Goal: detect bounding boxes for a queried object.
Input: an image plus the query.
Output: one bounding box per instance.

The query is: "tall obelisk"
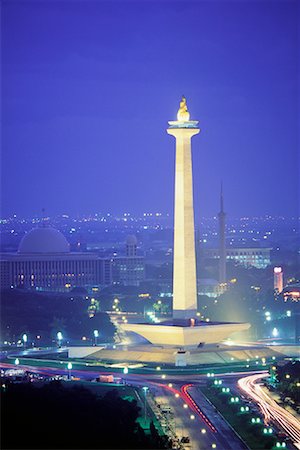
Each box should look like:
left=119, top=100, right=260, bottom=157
left=167, top=97, right=200, bottom=319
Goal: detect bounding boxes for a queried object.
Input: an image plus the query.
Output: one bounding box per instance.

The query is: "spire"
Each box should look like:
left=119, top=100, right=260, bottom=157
left=220, top=181, right=224, bottom=213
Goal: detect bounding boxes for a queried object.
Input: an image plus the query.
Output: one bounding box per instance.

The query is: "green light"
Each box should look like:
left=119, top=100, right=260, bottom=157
left=276, top=444, right=281, bottom=448
left=263, top=429, right=267, bottom=434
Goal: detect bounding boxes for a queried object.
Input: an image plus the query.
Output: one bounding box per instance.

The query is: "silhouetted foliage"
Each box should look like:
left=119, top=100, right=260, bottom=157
left=0, top=289, right=115, bottom=344
left=1, top=381, right=168, bottom=449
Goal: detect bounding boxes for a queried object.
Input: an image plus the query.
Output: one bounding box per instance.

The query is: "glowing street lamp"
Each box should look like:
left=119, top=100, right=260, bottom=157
left=57, top=331, right=63, bottom=347
left=15, top=358, right=20, bottom=366
left=142, top=386, right=148, bottom=424
left=22, top=333, right=28, bottom=349
left=123, top=367, right=128, bottom=375
left=93, top=329, right=99, bottom=346
left=272, top=328, right=279, bottom=337
left=67, top=362, right=72, bottom=380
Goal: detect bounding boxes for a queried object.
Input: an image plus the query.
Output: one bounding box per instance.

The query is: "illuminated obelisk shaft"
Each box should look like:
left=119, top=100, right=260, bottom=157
left=167, top=97, right=200, bottom=319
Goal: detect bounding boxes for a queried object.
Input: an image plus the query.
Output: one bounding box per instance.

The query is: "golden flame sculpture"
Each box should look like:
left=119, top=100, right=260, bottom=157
left=177, top=96, right=190, bottom=121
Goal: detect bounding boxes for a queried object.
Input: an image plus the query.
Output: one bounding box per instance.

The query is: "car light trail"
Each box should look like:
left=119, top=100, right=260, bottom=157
left=237, top=373, right=300, bottom=448
left=181, top=384, right=217, bottom=432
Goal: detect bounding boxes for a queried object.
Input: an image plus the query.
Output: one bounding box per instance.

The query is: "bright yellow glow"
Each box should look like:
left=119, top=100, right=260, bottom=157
left=201, top=429, right=207, bottom=434
left=168, top=383, right=173, bottom=388
left=190, top=414, right=195, bottom=420
left=177, top=96, right=190, bottom=121
left=175, top=393, right=180, bottom=398
left=183, top=404, right=188, bottom=409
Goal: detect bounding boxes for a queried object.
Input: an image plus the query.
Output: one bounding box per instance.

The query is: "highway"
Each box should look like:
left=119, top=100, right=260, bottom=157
left=237, top=373, right=300, bottom=449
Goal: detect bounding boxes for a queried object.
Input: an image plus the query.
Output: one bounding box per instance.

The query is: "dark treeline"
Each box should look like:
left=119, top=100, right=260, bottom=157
left=0, top=289, right=115, bottom=344
left=1, top=381, right=169, bottom=449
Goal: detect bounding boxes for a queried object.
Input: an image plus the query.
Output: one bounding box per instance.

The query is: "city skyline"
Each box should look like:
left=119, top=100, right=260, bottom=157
left=2, top=0, right=299, bottom=218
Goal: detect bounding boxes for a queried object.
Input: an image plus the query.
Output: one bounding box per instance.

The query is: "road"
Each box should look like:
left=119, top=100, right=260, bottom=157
left=237, top=373, right=300, bottom=449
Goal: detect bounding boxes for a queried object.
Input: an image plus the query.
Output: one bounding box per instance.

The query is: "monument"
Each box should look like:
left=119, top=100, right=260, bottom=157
left=121, top=97, right=250, bottom=352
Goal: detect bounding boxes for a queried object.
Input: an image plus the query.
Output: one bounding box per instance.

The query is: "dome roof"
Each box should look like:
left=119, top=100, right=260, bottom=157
left=18, top=227, right=70, bottom=254
left=126, top=235, right=138, bottom=245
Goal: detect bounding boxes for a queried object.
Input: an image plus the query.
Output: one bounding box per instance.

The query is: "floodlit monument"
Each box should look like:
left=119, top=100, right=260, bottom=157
left=68, top=99, right=299, bottom=365
left=121, top=97, right=250, bottom=354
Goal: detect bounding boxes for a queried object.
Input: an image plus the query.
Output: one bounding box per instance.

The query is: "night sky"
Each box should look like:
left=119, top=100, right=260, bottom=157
left=2, top=0, right=299, bottom=219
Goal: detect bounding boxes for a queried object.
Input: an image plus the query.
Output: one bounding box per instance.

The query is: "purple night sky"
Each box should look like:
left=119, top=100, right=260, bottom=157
left=2, top=0, right=299, bottom=219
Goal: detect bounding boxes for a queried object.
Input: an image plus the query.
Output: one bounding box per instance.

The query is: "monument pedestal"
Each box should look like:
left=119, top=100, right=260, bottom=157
left=175, top=350, right=189, bottom=367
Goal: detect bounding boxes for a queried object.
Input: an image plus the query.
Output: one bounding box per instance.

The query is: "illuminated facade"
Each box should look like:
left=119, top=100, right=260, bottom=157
left=205, top=247, right=271, bottom=269
left=274, top=266, right=283, bottom=293
left=112, top=235, right=145, bottom=286
left=0, top=227, right=112, bottom=291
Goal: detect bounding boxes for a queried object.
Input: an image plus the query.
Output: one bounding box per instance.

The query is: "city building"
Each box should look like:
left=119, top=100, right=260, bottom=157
left=274, top=266, right=283, bottom=293
left=204, top=247, right=271, bottom=269
left=112, top=235, right=145, bottom=286
left=0, top=226, right=112, bottom=291
left=198, top=278, right=223, bottom=298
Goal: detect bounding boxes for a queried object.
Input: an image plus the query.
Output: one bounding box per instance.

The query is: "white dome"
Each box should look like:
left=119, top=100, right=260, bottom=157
left=18, top=227, right=70, bottom=254
left=126, top=235, right=138, bottom=245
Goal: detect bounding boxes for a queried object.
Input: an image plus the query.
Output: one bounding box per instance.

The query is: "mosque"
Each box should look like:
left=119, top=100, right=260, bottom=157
left=0, top=226, right=111, bottom=291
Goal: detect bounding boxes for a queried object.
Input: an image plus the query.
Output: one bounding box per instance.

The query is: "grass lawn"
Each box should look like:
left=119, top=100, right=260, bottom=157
left=200, top=386, right=276, bottom=450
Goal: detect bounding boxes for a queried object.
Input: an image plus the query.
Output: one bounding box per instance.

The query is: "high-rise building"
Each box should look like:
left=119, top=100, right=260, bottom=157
left=274, top=266, right=283, bottom=293
left=112, top=235, right=145, bottom=286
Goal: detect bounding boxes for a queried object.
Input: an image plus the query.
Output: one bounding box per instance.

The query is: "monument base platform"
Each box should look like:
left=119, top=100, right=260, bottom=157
left=121, top=318, right=251, bottom=347
left=68, top=343, right=299, bottom=366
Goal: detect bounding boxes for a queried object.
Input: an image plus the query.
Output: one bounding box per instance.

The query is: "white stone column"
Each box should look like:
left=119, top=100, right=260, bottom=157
left=167, top=126, right=200, bottom=318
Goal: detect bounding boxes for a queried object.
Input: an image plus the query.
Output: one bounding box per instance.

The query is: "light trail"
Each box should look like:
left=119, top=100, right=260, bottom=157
left=237, top=372, right=300, bottom=448
left=181, top=383, right=217, bottom=432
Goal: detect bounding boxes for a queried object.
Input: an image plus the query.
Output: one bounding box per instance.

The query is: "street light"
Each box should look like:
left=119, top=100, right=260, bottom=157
left=142, top=386, right=148, bottom=425
left=15, top=358, right=20, bottom=366
left=123, top=367, right=128, bottom=375
left=93, top=329, right=99, bottom=346
left=67, top=362, right=72, bottom=380
left=22, top=333, right=28, bottom=349
left=57, top=331, right=63, bottom=347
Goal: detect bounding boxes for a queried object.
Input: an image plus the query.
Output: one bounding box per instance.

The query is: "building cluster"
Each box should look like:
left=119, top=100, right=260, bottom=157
left=0, top=227, right=145, bottom=291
